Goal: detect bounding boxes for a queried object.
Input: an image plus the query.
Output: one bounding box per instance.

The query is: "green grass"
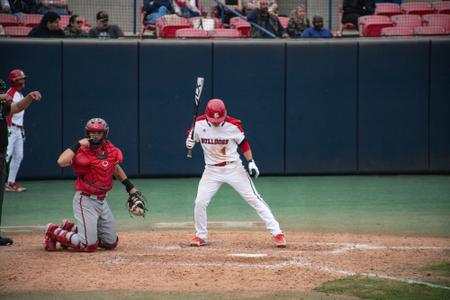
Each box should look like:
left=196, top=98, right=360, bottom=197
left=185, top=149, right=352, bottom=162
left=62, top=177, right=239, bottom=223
left=421, top=262, right=450, bottom=286
left=0, top=290, right=359, bottom=300
left=316, top=276, right=450, bottom=300
left=2, top=175, right=450, bottom=236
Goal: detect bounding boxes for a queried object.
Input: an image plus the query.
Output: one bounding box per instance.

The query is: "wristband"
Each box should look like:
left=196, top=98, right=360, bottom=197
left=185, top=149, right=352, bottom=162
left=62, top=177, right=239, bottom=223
left=121, top=178, right=135, bottom=193
left=69, top=142, right=81, bottom=153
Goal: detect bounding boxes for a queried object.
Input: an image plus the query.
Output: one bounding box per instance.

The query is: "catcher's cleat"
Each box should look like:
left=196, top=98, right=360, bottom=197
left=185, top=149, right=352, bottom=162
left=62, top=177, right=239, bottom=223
left=190, top=236, right=207, bottom=247
left=44, top=223, right=59, bottom=251
left=274, top=233, right=287, bottom=248
left=6, top=182, right=27, bottom=192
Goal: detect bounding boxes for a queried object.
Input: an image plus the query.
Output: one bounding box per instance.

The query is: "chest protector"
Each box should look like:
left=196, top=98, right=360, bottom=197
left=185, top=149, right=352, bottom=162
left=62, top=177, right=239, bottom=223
left=72, top=141, right=123, bottom=196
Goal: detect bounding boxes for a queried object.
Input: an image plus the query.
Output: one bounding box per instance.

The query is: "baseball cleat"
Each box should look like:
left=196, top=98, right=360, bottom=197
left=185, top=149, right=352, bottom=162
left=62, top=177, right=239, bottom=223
left=44, top=223, right=59, bottom=251
left=274, top=233, right=287, bottom=248
left=5, top=182, right=27, bottom=192
left=190, top=236, right=207, bottom=247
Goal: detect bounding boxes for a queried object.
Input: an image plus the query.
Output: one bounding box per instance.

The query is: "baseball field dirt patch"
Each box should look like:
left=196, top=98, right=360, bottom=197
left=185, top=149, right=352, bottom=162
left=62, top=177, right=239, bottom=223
left=1, top=231, right=449, bottom=299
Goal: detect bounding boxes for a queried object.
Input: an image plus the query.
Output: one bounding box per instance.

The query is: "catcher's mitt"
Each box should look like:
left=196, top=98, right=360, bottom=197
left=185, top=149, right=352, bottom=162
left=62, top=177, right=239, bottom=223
left=0, top=79, right=7, bottom=94
left=127, top=191, right=148, bottom=217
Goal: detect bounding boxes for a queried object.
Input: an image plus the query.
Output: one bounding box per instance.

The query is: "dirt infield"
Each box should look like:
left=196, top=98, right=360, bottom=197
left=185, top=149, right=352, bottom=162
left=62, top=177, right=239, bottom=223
left=1, top=231, right=449, bottom=295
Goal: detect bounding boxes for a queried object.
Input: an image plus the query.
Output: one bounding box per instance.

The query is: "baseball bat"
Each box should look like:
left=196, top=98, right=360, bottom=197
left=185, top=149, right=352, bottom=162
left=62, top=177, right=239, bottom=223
left=187, top=77, right=205, bottom=158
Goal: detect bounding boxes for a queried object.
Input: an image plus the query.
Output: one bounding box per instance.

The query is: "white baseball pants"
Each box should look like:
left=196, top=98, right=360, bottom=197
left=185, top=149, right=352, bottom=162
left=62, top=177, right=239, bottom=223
left=194, top=162, right=282, bottom=241
left=6, top=126, right=24, bottom=183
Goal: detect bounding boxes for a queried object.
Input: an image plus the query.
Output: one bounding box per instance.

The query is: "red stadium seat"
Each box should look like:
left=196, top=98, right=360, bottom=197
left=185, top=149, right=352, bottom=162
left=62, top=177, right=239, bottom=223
left=18, top=14, right=42, bottom=27
left=156, top=15, right=191, bottom=38
left=381, top=26, right=414, bottom=36
left=176, top=28, right=209, bottom=38
left=414, top=25, right=447, bottom=35
left=4, top=26, right=32, bottom=36
left=391, top=14, right=422, bottom=28
left=375, top=3, right=401, bottom=17
left=208, top=28, right=241, bottom=38
left=401, top=2, right=434, bottom=16
left=433, top=1, right=450, bottom=14
left=423, top=14, right=450, bottom=32
left=278, top=16, right=289, bottom=29
left=229, top=17, right=251, bottom=37
left=359, top=15, right=393, bottom=37
left=0, top=14, right=19, bottom=27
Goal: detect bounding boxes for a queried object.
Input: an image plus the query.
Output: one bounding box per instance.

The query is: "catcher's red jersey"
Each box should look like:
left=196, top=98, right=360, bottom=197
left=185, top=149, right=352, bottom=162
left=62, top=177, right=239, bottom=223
left=72, top=141, right=123, bottom=196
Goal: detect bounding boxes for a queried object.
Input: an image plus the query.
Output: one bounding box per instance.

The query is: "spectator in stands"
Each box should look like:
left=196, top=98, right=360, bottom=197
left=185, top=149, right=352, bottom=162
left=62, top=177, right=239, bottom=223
left=144, top=0, right=174, bottom=25
left=0, top=0, right=11, bottom=13
left=174, top=0, right=201, bottom=18
left=215, top=0, right=242, bottom=25
left=28, top=11, right=65, bottom=37
left=342, top=0, right=375, bottom=29
left=0, top=24, right=4, bottom=35
left=5, top=0, right=40, bottom=14
left=38, top=0, right=69, bottom=16
left=89, top=11, right=124, bottom=39
left=287, top=4, right=310, bottom=38
left=246, top=0, right=286, bottom=38
left=268, top=1, right=278, bottom=16
left=300, top=15, right=332, bottom=38
left=64, top=14, right=88, bottom=37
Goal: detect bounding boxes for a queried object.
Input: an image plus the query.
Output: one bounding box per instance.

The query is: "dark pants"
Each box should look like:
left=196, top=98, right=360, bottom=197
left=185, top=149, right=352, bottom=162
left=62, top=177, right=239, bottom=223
left=0, top=148, right=6, bottom=226
left=342, top=13, right=361, bottom=29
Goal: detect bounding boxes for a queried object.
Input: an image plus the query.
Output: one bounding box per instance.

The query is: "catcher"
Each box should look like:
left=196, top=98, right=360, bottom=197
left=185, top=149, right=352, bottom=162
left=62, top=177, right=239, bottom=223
left=44, top=117, right=147, bottom=252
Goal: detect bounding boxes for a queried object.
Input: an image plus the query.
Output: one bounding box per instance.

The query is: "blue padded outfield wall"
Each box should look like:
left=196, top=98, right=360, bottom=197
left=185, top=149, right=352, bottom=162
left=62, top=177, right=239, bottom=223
left=0, top=39, right=449, bottom=178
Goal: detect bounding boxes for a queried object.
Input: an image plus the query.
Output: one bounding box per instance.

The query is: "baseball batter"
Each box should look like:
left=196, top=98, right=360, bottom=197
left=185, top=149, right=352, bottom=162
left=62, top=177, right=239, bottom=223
left=44, top=118, right=141, bottom=252
left=5, top=69, right=29, bottom=192
left=186, top=98, right=286, bottom=247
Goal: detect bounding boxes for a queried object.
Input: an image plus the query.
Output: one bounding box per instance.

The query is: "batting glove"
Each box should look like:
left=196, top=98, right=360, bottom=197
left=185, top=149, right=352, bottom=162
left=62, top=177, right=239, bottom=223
left=186, top=138, right=195, bottom=150
left=248, top=160, right=260, bottom=178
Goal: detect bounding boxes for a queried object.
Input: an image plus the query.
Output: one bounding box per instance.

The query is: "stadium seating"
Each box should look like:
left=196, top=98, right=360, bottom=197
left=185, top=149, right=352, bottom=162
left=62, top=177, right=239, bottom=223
left=18, top=14, right=42, bottom=27
left=208, top=28, right=241, bottom=38
left=190, top=17, right=222, bottom=29
left=375, top=3, right=401, bottom=17
left=229, top=17, right=251, bottom=37
left=0, top=14, right=19, bottom=27
left=414, top=25, right=447, bottom=35
left=432, top=1, right=450, bottom=14
left=422, top=14, right=450, bottom=32
left=4, top=26, right=31, bottom=36
left=156, top=15, right=191, bottom=38
left=401, top=2, right=434, bottom=16
left=381, top=26, right=414, bottom=36
left=391, top=14, right=422, bottom=28
left=278, top=16, right=289, bottom=29
left=140, top=6, right=156, bottom=38
left=176, top=28, right=209, bottom=38
left=359, top=15, right=393, bottom=37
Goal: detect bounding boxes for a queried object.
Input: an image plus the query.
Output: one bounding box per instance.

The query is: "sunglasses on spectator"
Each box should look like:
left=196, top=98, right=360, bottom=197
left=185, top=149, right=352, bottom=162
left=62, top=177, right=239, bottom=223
left=76, top=20, right=83, bottom=24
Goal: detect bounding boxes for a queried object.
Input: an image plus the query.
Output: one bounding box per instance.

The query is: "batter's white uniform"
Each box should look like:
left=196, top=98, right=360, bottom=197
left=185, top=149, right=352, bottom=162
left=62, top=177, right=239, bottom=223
left=191, top=115, right=282, bottom=241
left=6, top=88, right=25, bottom=184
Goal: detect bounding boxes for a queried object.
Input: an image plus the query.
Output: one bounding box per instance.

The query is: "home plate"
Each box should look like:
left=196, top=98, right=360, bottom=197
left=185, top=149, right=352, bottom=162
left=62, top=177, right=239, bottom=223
left=228, top=253, right=268, bottom=258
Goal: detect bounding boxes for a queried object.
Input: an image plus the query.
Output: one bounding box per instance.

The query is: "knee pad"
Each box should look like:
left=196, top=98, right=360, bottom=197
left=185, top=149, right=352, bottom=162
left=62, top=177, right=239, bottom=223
left=98, top=236, right=119, bottom=250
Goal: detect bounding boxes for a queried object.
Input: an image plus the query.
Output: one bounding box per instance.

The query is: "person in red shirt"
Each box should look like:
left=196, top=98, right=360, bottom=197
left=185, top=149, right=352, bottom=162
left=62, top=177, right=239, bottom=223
left=43, top=118, right=140, bottom=252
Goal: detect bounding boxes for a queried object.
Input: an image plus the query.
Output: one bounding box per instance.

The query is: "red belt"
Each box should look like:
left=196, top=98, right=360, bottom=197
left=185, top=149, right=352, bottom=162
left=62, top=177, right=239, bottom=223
left=211, top=161, right=234, bottom=167
left=80, top=192, right=106, bottom=200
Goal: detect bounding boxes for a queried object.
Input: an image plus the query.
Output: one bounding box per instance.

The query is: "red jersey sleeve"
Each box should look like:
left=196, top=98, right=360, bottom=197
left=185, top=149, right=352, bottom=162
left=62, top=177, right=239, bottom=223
left=71, top=149, right=90, bottom=175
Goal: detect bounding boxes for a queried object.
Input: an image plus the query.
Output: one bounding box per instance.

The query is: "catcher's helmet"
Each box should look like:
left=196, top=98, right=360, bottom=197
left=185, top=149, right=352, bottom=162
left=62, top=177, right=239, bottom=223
left=205, top=99, right=227, bottom=124
left=7, top=69, right=27, bottom=85
left=85, top=118, right=109, bottom=138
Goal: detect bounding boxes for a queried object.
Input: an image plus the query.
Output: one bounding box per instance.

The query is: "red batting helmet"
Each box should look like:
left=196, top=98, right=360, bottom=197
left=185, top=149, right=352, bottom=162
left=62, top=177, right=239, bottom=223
left=205, top=99, right=227, bottom=124
left=85, top=118, right=109, bottom=137
left=7, top=69, right=27, bottom=85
